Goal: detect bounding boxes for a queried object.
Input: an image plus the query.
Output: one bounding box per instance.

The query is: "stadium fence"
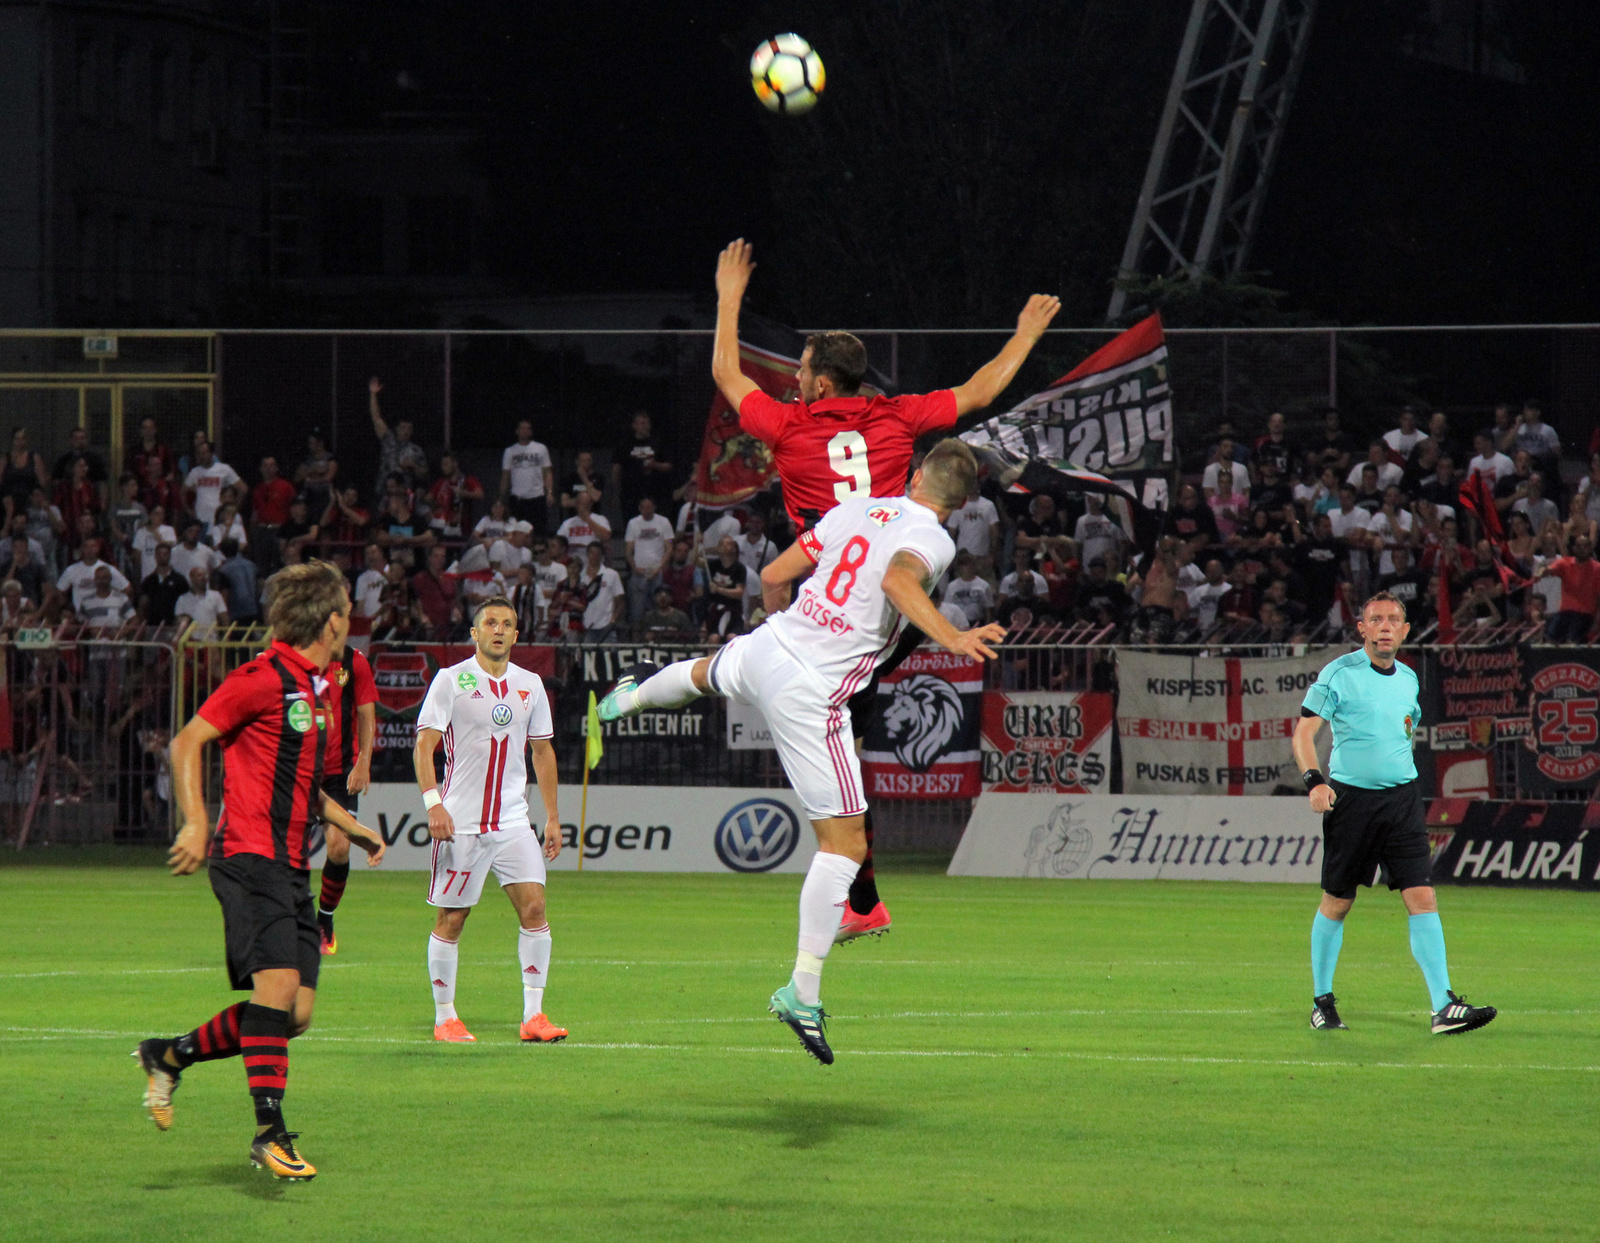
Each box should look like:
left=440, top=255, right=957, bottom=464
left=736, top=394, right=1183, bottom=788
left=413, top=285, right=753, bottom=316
left=4, top=631, right=1592, bottom=851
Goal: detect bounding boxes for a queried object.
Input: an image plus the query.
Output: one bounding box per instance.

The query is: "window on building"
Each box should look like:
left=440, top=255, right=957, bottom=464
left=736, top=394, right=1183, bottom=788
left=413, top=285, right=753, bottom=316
left=150, top=47, right=175, bottom=142
left=113, top=215, right=136, bottom=303
left=114, top=36, right=137, bottom=127
left=320, top=196, right=385, bottom=276
left=406, top=196, right=473, bottom=276
left=76, top=33, right=99, bottom=120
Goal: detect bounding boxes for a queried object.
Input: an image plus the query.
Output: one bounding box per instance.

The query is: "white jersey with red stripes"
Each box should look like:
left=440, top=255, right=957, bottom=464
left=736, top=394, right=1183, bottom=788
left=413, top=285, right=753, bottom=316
left=416, top=656, right=553, bottom=835
left=766, top=493, right=956, bottom=701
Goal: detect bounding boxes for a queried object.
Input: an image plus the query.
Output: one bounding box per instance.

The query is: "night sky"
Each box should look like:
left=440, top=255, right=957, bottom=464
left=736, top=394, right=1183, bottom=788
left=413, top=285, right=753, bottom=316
left=316, top=1, right=1600, bottom=329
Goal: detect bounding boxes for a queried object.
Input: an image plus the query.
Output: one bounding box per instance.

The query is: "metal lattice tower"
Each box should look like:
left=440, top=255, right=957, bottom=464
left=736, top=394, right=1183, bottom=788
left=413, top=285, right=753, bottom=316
left=1106, top=0, right=1318, bottom=323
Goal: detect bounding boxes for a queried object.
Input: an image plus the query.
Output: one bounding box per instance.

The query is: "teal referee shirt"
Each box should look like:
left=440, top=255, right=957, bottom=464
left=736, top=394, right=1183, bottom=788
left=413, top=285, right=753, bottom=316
left=1301, top=650, right=1420, bottom=789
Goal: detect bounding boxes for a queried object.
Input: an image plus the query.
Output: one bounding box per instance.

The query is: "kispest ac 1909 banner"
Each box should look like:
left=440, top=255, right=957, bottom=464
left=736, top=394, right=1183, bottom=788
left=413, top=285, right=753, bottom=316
left=980, top=691, right=1112, bottom=793
left=859, top=650, right=983, bottom=799
left=368, top=643, right=556, bottom=782
left=948, top=794, right=1325, bottom=881
left=1117, top=648, right=1342, bottom=795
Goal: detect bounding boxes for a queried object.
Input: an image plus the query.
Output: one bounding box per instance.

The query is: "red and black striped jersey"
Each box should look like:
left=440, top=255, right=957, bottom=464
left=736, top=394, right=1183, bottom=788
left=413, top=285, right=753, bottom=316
left=200, top=640, right=329, bottom=869
left=323, top=647, right=378, bottom=778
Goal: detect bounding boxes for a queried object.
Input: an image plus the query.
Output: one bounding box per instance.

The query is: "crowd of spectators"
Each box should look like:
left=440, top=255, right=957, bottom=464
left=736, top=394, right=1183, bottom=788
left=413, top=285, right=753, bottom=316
left=932, top=400, right=1595, bottom=648
left=2, top=387, right=1595, bottom=650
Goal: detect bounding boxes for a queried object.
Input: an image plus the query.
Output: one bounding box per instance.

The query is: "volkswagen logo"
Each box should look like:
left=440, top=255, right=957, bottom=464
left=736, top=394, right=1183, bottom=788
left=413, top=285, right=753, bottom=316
left=491, top=704, right=513, bottom=727
left=714, top=798, right=800, bottom=873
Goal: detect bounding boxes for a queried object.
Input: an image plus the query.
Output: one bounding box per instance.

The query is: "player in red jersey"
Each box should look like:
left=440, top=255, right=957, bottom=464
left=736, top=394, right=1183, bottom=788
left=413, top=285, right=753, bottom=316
left=709, top=239, right=1058, bottom=933
left=315, top=643, right=378, bottom=954
left=132, top=562, right=386, bottom=1182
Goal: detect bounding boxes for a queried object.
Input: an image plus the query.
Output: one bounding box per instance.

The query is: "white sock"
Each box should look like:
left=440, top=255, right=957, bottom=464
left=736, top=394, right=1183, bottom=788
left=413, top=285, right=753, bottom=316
left=793, top=852, right=860, bottom=1005
left=633, top=660, right=705, bottom=710
left=518, top=924, right=552, bottom=1021
left=428, top=934, right=459, bottom=1024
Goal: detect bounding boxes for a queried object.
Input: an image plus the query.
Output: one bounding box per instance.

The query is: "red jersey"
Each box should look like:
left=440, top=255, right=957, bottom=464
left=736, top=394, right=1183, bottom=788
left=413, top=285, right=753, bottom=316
left=737, top=388, right=958, bottom=530
left=251, top=477, right=296, bottom=525
left=1547, top=556, right=1600, bottom=615
left=324, top=647, right=378, bottom=778
left=200, top=640, right=331, bottom=869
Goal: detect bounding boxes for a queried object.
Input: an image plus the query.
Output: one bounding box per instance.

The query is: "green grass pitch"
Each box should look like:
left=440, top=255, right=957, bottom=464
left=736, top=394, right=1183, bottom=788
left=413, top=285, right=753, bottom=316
left=2, top=854, right=1596, bottom=1242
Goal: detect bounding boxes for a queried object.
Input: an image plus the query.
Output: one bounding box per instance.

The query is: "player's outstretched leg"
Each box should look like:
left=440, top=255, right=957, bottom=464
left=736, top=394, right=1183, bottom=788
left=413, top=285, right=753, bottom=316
left=430, top=931, right=475, bottom=1042
left=597, top=660, right=704, bottom=720
left=1309, top=907, right=1348, bottom=1030
left=518, top=922, right=567, bottom=1043
left=318, top=836, right=350, bottom=956
left=132, top=1001, right=245, bottom=1129
left=1407, top=904, right=1496, bottom=1035
left=771, top=849, right=860, bottom=1064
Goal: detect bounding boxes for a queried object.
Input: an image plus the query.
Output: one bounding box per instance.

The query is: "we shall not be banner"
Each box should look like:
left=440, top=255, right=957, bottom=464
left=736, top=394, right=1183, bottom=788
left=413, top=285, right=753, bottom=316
left=1117, top=649, right=1343, bottom=796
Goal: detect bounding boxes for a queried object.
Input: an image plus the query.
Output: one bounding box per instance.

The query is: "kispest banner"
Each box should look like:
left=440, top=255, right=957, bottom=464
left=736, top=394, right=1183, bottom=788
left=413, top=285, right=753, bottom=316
left=1116, top=648, right=1343, bottom=795
left=859, top=650, right=983, bottom=799
left=1518, top=652, right=1600, bottom=795
left=948, top=793, right=1325, bottom=881
left=369, top=642, right=556, bottom=782
left=959, top=312, right=1175, bottom=511
left=319, top=783, right=817, bottom=874
left=980, top=691, right=1112, bottom=793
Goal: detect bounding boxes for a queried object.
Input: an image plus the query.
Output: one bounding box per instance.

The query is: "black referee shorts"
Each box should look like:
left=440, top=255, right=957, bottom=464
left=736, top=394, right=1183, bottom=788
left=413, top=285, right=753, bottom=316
left=209, top=853, right=321, bottom=992
left=847, top=624, right=927, bottom=740
left=1320, top=778, right=1433, bottom=900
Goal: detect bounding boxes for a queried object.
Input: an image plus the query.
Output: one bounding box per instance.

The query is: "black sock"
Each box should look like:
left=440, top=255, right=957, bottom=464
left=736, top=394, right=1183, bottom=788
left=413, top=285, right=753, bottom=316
left=240, top=1002, right=290, bottom=1131
left=170, top=1001, right=246, bottom=1068
left=318, top=859, right=351, bottom=914
left=847, top=806, right=880, bottom=914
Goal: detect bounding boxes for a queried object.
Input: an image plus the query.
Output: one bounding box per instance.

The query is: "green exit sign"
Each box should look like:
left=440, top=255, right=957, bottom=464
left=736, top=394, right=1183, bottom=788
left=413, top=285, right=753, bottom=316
left=83, top=335, right=118, bottom=358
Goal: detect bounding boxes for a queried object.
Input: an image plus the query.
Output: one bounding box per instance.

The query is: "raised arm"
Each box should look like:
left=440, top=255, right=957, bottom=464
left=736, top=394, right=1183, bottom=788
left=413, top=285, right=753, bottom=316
left=882, top=550, right=1007, bottom=660
left=711, top=240, right=761, bottom=410
left=951, top=295, right=1062, bottom=417
left=368, top=377, right=388, bottom=438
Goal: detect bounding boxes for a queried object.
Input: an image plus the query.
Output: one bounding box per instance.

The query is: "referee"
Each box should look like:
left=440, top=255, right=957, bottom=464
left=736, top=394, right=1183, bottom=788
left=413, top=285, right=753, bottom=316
left=1291, top=590, right=1496, bottom=1036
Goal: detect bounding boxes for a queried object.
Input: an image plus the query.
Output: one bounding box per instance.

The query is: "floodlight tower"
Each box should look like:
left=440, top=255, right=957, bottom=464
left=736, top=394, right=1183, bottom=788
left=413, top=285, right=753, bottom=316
left=1106, top=0, right=1318, bottom=323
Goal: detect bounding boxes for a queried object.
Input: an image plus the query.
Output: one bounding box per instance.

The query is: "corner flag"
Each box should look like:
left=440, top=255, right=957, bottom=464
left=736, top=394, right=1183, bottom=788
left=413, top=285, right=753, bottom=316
left=585, top=691, right=604, bottom=771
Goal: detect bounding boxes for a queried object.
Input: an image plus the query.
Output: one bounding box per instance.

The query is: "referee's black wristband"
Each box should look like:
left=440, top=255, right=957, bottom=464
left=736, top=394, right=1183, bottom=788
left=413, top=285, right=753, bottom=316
left=1302, top=768, right=1326, bottom=791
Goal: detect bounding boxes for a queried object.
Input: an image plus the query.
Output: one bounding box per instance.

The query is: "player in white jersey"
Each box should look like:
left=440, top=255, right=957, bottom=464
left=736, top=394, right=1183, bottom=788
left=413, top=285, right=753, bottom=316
left=598, top=440, right=1004, bottom=1062
left=413, top=595, right=567, bottom=1044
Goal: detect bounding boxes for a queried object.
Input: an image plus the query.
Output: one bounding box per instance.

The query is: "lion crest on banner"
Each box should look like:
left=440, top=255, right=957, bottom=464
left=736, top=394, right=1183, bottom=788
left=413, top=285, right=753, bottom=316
left=881, top=674, right=963, bottom=772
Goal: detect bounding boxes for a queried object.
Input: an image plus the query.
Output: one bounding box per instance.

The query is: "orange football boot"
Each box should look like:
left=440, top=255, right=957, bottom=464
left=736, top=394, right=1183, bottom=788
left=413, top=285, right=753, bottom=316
left=433, top=1017, right=476, bottom=1042
left=519, top=1013, right=568, bottom=1043
left=834, top=901, right=892, bottom=944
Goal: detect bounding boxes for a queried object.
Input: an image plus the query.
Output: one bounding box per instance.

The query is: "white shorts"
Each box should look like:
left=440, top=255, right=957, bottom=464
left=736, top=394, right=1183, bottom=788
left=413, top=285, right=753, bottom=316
left=708, top=627, right=864, bottom=822
left=426, top=824, right=547, bottom=908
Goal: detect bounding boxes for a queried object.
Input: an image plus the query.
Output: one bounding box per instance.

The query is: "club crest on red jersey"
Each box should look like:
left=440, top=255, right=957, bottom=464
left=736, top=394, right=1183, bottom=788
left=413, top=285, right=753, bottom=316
left=867, top=504, right=901, bottom=526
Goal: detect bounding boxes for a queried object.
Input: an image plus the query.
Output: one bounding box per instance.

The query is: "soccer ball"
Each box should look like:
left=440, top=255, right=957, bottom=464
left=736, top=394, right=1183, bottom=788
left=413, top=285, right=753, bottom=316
left=750, top=33, right=825, bottom=116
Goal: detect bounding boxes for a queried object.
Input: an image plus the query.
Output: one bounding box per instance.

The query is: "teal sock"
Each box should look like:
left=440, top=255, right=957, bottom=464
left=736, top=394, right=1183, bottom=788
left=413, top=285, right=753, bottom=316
left=1408, top=912, right=1452, bottom=1011
left=1311, top=912, right=1344, bottom=996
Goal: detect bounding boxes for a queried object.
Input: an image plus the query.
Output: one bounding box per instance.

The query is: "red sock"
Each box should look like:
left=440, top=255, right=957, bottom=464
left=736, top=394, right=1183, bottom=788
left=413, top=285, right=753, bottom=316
left=171, top=1002, right=244, bottom=1066
left=319, top=859, right=350, bottom=913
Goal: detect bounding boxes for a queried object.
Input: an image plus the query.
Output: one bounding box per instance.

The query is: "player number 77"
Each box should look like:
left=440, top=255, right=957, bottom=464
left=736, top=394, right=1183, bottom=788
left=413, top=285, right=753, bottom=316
left=828, top=431, right=871, bottom=502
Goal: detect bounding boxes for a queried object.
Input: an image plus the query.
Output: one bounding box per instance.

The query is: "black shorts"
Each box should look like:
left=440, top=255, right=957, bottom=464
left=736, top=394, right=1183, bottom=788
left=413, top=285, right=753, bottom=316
left=1320, top=778, right=1433, bottom=900
left=847, top=623, right=927, bottom=740
left=508, top=495, right=548, bottom=532
left=209, top=853, right=321, bottom=992
left=320, top=777, right=360, bottom=815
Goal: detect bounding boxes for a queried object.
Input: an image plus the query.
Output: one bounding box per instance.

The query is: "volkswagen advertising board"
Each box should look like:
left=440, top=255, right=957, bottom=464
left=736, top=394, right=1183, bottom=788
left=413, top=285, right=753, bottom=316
left=318, top=784, right=817, bottom=874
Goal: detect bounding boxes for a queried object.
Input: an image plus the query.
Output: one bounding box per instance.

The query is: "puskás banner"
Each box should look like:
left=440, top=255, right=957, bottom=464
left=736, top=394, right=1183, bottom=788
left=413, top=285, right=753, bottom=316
left=1117, top=648, right=1343, bottom=795
left=980, top=691, right=1112, bottom=793
left=859, top=650, right=983, bottom=799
